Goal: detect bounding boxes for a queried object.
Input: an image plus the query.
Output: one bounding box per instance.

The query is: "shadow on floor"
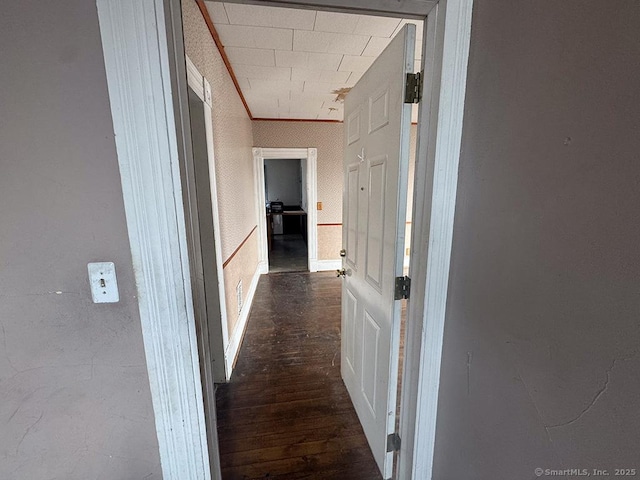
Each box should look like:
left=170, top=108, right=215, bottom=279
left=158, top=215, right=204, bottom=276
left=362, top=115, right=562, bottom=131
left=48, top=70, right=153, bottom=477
left=269, top=233, right=308, bottom=273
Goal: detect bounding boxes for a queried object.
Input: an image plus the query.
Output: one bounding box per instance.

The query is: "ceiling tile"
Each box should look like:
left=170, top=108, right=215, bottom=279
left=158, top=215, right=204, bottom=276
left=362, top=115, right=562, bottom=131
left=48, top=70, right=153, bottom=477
left=233, top=64, right=291, bottom=81
left=251, top=109, right=277, bottom=119
left=293, top=30, right=369, bottom=56
left=279, top=98, right=325, bottom=112
left=210, top=3, right=425, bottom=121
left=354, top=16, right=401, bottom=37
left=362, top=36, right=392, bottom=57
left=347, top=71, right=364, bottom=86
left=236, top=77, right=251, bottom=91
left=290, top=92, right=339, bottom=104
left=205, top=1, right=229, bottom=24
left=248, top=79, right=304, bottom=94
left=216, top=24, right=293, bottom=50
left=303, top=81, right=349, bottom=94
left=274, top=50, right=308, bottom=68
left=225, top=47, right=275, bottom=67
left=275, top=51, right=342, bottom=71
left=321, top=102, right=343, bottom=119
left=242, top=92, right=279, bottom=109
left=313, top=11, right=358, bottom=34
left=338, top=55, right=375, bottom=73
left=280, top=111, right=319, bottom=120
left=291, top=68, right=351, bottom=83
left=308, top=52, right=344, bottom=70
left=222, top=3, right=316, bottom=30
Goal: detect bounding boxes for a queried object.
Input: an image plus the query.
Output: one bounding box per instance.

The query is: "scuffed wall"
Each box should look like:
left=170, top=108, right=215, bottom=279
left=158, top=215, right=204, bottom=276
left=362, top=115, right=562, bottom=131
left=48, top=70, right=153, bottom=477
left=0, top=1, right=161, bottom=478
left=433, top=1, right=640, bottom=477
left=182, top=0, right=258, bottom=335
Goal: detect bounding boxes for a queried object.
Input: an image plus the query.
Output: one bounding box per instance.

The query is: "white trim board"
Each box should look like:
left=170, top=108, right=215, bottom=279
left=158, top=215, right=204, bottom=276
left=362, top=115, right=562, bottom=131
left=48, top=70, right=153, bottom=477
left=185, top=54, right=230, bottom=381
left=399, top=0, right=474, bottom=478
left=224, top=264, right=261, bottom=374
left=253, top=147, right=318, bottom=273
left=96, top=0, right=211, bottom=478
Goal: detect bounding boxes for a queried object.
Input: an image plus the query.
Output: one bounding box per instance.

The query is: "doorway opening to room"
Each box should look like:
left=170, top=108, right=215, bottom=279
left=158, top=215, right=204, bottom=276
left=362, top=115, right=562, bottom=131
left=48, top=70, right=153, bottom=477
left=264, top=158, right=308, bottom=272
left=98, top=0, right=472, bottom=478
left=253, top=147, right=319, bottom=275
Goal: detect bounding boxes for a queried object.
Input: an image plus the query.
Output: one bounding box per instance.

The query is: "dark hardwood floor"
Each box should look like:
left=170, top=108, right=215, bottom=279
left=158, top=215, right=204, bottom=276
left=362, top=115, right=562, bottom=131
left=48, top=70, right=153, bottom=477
left=216, top=272, right=382, bottom=480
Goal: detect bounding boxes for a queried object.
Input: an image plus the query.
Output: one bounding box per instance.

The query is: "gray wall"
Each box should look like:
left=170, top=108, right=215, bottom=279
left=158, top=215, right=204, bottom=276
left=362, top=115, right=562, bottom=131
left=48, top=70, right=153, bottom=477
left=0, top=1, right=161, bottom=478
left=433, top=1, right=640, bottom=478
left=265, top=159, right=303, bottom=206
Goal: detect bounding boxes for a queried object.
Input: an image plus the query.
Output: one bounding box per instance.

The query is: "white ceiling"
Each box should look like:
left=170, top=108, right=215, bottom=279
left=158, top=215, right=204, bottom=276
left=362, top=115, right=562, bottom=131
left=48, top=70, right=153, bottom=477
left=204, top=1, right=423, bottom=121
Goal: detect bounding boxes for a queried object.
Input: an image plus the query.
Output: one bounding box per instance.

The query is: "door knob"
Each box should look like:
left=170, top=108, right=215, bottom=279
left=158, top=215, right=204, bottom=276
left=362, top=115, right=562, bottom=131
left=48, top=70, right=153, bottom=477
left=336, top=268, right=346, bottom=277
left=339, top=249, right=346, bottom=257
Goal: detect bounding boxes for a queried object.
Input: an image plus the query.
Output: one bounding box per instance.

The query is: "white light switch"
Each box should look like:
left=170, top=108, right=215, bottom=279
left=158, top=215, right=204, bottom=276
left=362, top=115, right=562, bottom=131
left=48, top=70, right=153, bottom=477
left=88, top=262, right=119, bottom=303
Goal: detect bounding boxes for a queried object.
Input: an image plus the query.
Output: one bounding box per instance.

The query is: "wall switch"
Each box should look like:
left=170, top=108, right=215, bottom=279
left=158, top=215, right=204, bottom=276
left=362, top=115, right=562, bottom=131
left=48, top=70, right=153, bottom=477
left=88, top=262, right=119, bottom=303
left=317, top=201, right=323, bottom=210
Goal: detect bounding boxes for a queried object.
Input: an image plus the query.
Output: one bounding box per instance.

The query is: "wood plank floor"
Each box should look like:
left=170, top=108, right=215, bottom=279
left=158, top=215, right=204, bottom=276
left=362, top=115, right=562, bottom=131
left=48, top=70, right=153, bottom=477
left=216, top=272, right=382, bottom=480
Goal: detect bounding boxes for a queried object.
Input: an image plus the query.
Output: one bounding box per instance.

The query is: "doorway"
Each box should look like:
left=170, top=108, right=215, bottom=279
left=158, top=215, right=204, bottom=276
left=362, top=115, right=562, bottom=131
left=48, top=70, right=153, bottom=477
left=264, top=158, right=309, bottom=272
left=253, top=147, right=319, bottom=274
left=97, top=0, right=473, bottom=478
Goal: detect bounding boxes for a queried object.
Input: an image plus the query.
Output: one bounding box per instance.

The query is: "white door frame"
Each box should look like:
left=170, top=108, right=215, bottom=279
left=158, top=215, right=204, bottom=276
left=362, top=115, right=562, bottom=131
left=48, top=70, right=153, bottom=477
left=96, top=0, right=213, bottom=477
left=398, top=1, right=473, bottom=477
left=185, top=54, right=230, bottom=381
left=252, top=147, right=318, bottom=273
left=96, top=0, right=473, bottom=478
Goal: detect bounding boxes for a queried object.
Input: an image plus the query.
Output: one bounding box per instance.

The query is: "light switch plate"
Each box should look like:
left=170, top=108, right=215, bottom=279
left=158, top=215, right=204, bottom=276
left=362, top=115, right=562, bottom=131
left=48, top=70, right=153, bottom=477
left=88, top=262, right=119, bottom=303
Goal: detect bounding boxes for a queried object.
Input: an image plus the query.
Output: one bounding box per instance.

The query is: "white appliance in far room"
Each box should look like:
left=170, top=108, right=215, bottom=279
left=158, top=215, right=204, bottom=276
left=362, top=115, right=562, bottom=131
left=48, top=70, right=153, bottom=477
left=272, top=213, right=283, bottom=235
left=270, top=201, right=283, bottom=235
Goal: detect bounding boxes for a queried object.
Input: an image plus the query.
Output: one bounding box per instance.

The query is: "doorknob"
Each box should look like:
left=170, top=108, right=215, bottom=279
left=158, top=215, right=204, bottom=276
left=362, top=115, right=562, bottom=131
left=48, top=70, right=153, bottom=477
left=339, top=249, right=346, bottom=257
left=336, top=268, right=346, bottom=277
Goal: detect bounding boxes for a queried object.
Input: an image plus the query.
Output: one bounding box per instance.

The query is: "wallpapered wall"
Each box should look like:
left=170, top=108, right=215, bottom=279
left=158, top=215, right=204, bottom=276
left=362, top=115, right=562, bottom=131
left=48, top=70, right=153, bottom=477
left=253, top=121, right=344, bottom=224
left=253, top=121, right=418, bottom=261
left=182, top=0, right=258, bottom=336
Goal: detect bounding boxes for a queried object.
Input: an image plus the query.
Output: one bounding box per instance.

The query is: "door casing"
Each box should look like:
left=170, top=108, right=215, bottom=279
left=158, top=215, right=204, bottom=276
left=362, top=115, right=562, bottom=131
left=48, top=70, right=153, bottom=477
left=185, top=54, right=230, bottom=383
left=252, top=147, right=318, bottom=273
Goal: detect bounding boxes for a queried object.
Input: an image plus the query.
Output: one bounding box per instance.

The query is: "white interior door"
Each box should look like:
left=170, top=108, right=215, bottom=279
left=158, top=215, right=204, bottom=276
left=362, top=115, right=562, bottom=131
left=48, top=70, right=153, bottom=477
left=341, top=24, right=416, bottom=479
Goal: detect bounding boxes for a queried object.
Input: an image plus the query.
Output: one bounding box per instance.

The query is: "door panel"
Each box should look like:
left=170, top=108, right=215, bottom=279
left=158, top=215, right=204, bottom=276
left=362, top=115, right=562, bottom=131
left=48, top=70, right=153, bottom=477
left=365, top=155, right=387, bottom=291
left=346, top=164, right=360, bottom=269
left=344, top=288, right=358, bottom=376
left=362, top=310, right=381, bottom=414
left=340, top=24, right=415, bottom=479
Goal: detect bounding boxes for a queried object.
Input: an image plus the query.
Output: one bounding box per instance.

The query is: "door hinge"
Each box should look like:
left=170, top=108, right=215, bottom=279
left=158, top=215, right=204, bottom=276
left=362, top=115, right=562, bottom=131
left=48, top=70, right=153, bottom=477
left=387, top=432, right=401, bottom=452
left=404, top=71, right=422, bottom=104
left=394, top=276, right=411, bottom=300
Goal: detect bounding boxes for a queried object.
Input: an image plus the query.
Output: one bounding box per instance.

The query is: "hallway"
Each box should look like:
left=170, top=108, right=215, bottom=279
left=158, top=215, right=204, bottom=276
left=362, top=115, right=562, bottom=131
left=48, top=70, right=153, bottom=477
left=215, top=272, right=381, bottom=479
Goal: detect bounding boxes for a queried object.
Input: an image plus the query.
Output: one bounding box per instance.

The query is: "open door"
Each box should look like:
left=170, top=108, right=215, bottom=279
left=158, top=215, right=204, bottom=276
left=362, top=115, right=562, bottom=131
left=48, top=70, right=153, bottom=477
left=340, top=24, right=416, bottom=479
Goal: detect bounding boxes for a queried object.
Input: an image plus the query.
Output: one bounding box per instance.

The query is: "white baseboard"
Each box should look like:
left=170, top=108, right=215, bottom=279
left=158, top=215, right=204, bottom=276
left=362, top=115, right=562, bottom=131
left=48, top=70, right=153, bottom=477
left=314, top=259, right=342, bottom=271
left=224, top=265, right=261, bottom=379
left=258, top=260, right=268, bottom=275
